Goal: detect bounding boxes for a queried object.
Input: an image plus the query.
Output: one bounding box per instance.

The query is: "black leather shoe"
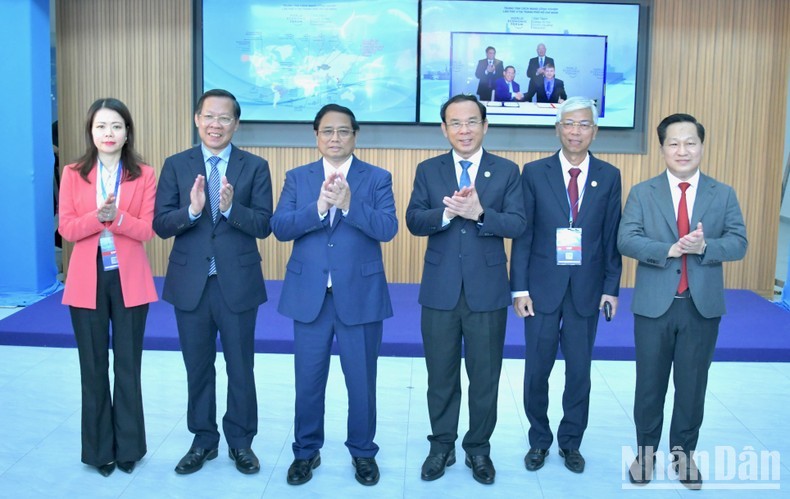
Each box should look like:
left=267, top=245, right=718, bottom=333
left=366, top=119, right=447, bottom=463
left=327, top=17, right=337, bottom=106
left=96, top=462, right=115, bottom=477
left=229, top=448, right=260, bottom=474
left=174, top=447, right=218, bottom=475
left=559, top=448, right=585, bottom=473
left=117, top=461, right=136, bottom=474
left=352, top=457, right=380, bottom=486
left=673, top=455, right=703, bottom=490
left=628, top=455, right=656, bottom=485
left=465, top=454, right=495, bottom=485
left=287, top=453, right=321, bottom=485
left=524, top=448, right=548, bottom=471
left=420, top=449, right=456, bottom=481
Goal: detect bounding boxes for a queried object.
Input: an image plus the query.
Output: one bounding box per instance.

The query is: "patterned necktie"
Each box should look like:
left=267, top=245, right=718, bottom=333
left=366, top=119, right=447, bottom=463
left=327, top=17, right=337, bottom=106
left=546, top=80, right=554, bottom=98
left=207, top=156, right=221, bottom=276
left=208, top=156, right=221, bottom=223
left=568, top=168, right=582, bottom=222
left=677, top=182, right=691, bottom=294
left=459, top=160, right=472, bottom=189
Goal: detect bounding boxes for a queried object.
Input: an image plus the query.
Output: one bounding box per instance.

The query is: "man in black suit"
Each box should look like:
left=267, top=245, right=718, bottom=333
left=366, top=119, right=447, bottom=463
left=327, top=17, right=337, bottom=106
left=511, top=97, right=622, bottom=475
left=153, top=89, right=273, bottom=476
left=526, top=43, right=555, bottom=79
left=525, top=64, right=567, bottom=104
left=474, top=46, right=504, bottom=101
left=406, top=94, right=526, bottom=485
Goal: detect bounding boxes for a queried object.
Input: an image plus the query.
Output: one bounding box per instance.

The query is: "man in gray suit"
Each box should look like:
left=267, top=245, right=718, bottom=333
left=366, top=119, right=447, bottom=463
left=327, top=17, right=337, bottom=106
left=618, top=113, right=747, bottom=490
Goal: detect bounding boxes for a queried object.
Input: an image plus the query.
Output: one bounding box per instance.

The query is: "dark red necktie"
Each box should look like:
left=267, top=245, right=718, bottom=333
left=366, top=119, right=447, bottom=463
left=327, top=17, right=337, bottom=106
left=568, top=168, right=581, bottom=223
left=677, top=182, right=691, bottom=294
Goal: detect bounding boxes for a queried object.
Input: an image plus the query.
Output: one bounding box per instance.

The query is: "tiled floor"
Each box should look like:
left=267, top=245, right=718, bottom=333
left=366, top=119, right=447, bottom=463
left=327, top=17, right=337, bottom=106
left=0, top=335, right=788, bottom=498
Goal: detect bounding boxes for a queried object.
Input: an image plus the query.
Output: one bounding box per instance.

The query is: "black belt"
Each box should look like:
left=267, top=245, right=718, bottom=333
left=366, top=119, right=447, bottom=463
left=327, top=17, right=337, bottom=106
left=674, top=289, right=690, bottom=299
left=326, top=286, right=333, bottom=294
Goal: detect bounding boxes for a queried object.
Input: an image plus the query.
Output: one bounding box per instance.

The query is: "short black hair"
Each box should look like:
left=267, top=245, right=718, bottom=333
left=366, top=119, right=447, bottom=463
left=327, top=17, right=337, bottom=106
left=196, top=89, right=241, bottom=119
left=440, top=94, right=487, bottom=123
left=485, top=46, right=496, bottom=53
left=656, top=113, right=705, bottom=145
left=504, top=65, right=516, bottom=72
left=313, top=103, right=360, bottom=131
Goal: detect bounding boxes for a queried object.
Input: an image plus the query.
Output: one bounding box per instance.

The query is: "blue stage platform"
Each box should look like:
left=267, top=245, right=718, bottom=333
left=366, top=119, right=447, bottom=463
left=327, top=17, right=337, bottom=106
left=1, top=279, right=788, bottom=361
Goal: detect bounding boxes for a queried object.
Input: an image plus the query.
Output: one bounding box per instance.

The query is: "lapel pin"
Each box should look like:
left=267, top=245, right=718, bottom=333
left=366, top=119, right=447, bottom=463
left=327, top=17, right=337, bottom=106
left=591, top=180, right=598, bottom=187
left=484, top=171, right=491, bottom=178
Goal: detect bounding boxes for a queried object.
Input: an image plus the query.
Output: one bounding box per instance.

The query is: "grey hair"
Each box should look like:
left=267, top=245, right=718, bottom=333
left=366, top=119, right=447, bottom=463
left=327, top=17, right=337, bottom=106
left=555, top=96, right=599, bottom=125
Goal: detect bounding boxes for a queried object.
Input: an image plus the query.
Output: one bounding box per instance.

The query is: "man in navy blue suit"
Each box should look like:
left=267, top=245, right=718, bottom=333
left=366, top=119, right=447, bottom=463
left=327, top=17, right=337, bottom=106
left=154, top=89, right=273, bottom=475
left=271, top=104, right=397, bottom=487
left=407, top=94, right=526, bottom=485
left=511, top=97, right=622, bottom=475
left=493, top=66, right=524, bottom=102
left=525, top=64, right=567, bottom=104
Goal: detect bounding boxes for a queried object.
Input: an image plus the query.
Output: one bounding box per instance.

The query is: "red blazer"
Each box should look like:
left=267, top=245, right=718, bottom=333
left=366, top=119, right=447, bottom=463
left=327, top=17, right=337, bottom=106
left=58, top=162, right=158, bottom=309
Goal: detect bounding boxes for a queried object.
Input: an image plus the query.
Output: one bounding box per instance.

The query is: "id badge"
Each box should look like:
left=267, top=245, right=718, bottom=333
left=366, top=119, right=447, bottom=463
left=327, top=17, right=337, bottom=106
left=556, top=227, right=582, bottom=265
left=99, top=230, right=119, bottom=271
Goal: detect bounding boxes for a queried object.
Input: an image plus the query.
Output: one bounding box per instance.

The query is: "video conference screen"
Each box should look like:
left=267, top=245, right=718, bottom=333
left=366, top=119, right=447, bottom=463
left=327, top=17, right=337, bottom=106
left=200, top=0, right=643, bottom=128
left=420, top=0, right=641, bottom=127
left=201, top=0, right=419, bottom=122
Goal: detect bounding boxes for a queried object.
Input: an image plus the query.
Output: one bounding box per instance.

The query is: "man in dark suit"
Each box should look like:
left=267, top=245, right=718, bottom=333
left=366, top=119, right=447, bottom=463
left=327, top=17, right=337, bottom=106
left=526, top=43, right=554, bottom=79
left=153, top=89, right=273, bottom=476
left=511, top=97, right=622, bottom=475
left=474, top=46, right=504, bottom=101
left=493, top=65, right=524, bottom=102
left=525, top=64, right=567, bottom=104
left=619, top=114, right=747, bottom=490
left=271, top=104, right=397, bottom=487
left=406, top=94, right=526, bottom=485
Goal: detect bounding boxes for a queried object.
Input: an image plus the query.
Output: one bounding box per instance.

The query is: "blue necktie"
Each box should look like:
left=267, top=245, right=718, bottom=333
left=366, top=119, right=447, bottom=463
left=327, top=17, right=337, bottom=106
left=459, top=160, right=472, bottom=189
left=207, top=156, right=221, bottom=275
left=546, top=80, right=553, bottom=98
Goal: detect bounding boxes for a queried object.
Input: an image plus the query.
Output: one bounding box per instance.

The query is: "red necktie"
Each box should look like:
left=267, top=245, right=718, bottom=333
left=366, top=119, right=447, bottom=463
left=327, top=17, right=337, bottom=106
left=677, top=182, right=691, bottom=294
left=568, top=168, right=581, bottom=223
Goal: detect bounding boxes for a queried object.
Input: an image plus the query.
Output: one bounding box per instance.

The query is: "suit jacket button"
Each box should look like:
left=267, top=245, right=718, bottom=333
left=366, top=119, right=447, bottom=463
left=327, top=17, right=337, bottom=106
left=677, top=269, right=681, bottom=274
left=328, top=243, right=334, bottom=247
left=461, top=228, right=467, bottom=234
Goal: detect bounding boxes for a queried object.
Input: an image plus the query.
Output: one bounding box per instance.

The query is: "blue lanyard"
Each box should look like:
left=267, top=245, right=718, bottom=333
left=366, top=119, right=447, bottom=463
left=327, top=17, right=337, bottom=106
left=99, top=160, right=122, bottom=202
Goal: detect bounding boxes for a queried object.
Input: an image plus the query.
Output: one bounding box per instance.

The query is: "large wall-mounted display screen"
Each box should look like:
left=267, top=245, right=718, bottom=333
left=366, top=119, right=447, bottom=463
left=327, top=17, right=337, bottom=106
left=202, top=0, right=419, bottom=122
left=199, top=0, right=645, bottom=131
left=419, top=0, right=641, bottom=127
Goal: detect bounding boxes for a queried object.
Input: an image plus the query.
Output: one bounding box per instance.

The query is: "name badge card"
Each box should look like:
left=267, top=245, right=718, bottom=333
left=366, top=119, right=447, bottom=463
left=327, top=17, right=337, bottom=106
left=100, top=229, right=119, bottom=271
left=556, top=227, right=582, bottom=265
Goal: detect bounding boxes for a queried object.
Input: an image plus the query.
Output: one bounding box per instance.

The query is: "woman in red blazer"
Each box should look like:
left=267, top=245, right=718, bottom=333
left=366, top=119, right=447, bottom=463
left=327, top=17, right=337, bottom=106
left=58, top=98, right=157, bottom=477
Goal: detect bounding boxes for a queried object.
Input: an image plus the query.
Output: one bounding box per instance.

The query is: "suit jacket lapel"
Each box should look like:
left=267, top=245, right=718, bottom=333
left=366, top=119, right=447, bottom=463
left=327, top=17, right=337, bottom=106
left=347, top=156, right=366, bottom=197
left=575, top=156, right=601, bottom=226
left=225, top=145, right=243, bottom=189
left=439, top=152, right=459, bottom=194
left=650, top=174, right=679, bottom=237
left=475, top=150, right=494, bottom=199
left=691, top=173, right=715, bottom=226
left=545, top=153, right=571, bottom=220
left=188, top=147, right=211, bottom=220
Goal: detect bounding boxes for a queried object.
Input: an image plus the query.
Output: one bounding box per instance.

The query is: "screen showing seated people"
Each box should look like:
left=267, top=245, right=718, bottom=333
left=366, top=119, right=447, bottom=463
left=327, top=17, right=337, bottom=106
left=419, top=0, right=641, bottom=127
left=202, top=0, right=419, bottom=123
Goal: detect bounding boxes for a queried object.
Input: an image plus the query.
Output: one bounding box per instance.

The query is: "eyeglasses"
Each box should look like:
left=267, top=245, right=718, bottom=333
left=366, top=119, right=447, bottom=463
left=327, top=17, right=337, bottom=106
left=560, top=121, right=594, bottom=131
left=199, top=114, right=235, bottom=126
left=318, top=128, right=354, bottom=139
left=446, top=119, right=484, bottom=131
